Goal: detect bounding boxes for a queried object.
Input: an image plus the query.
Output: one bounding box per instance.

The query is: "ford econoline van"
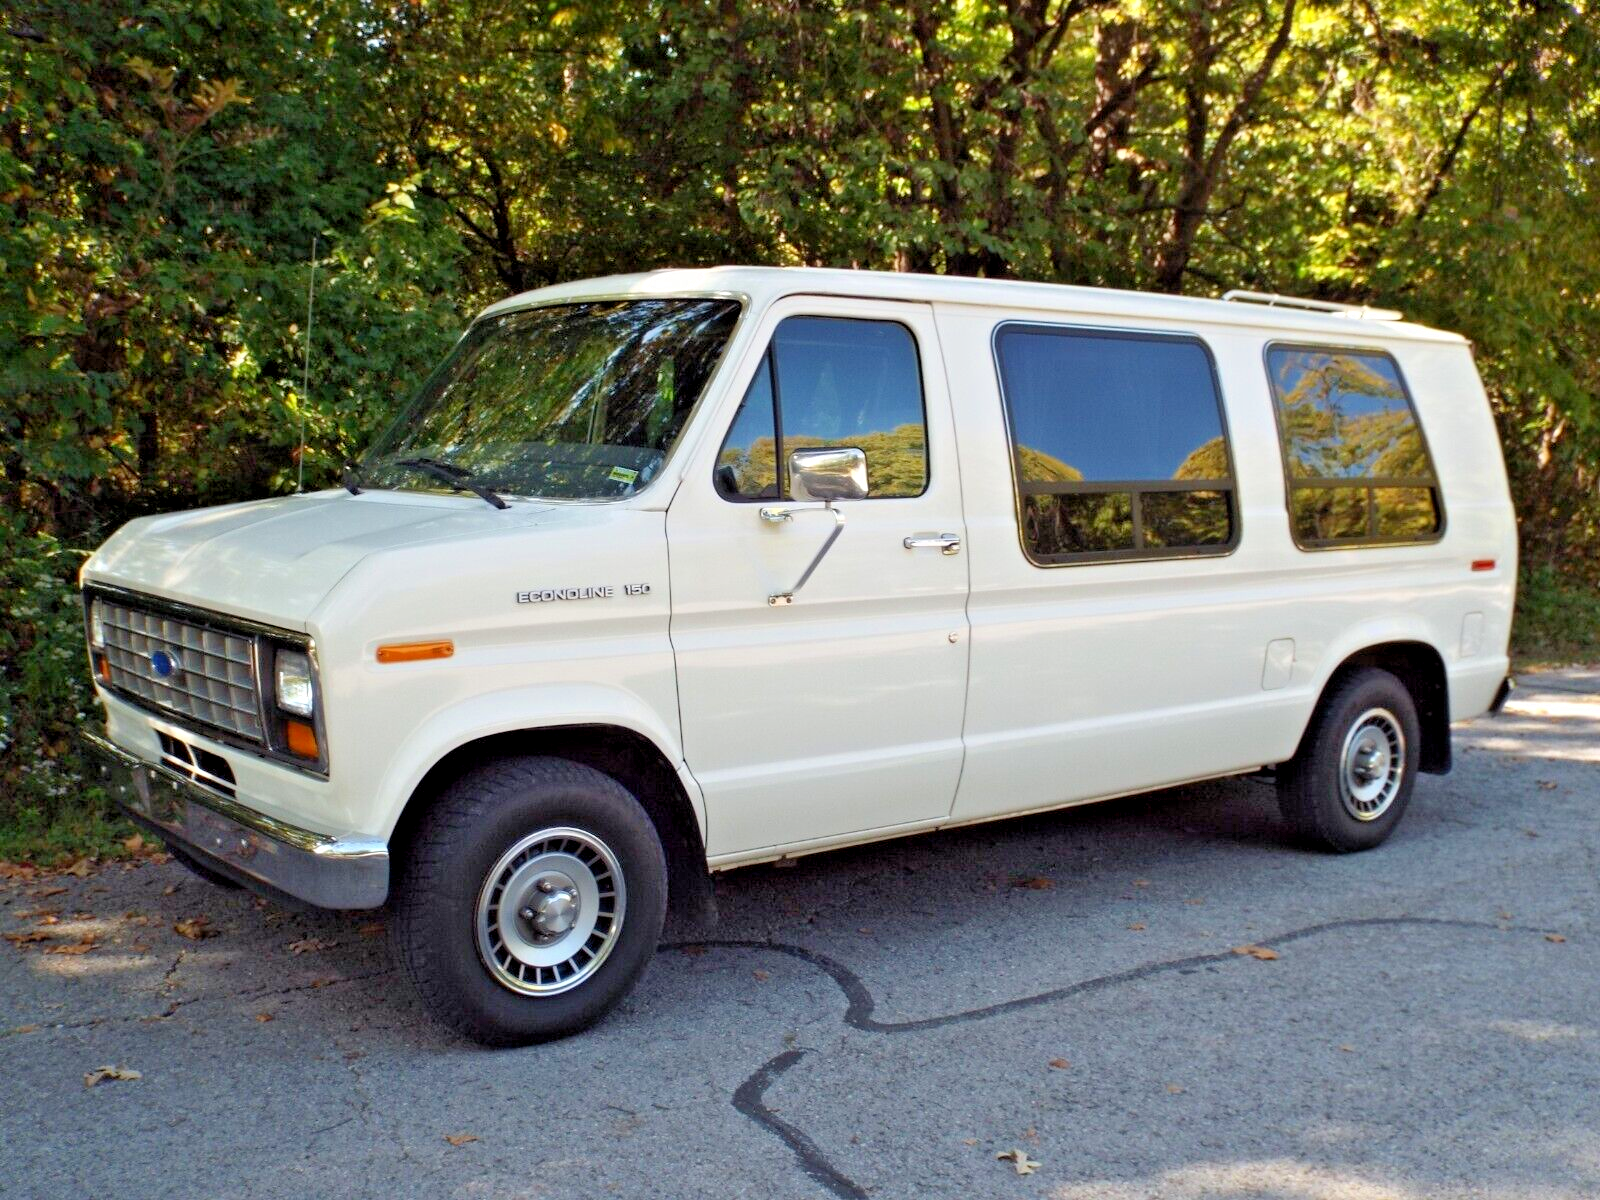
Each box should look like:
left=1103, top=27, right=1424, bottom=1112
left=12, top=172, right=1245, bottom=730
left=81, top=268, right=1516, bottom=1044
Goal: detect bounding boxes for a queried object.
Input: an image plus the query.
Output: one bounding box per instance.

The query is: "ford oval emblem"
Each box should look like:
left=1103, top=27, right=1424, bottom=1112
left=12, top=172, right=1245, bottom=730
left=149, top=649, right=183, bottom=680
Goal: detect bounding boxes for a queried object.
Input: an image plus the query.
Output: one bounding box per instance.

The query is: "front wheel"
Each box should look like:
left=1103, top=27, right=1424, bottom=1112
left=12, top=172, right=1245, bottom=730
left=391, top=756, right=668, bottom=1046
left=1277, top=667, right=1421, bottom=853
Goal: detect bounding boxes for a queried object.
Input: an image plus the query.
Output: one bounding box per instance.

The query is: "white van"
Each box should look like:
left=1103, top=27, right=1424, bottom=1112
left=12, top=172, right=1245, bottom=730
left=81, top=267, right=1516, bottom=1044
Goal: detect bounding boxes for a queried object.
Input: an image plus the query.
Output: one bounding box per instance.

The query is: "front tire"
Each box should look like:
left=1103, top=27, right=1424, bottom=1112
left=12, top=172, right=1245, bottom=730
left=391, top=756, right=668, bottom=1046
left=1277, top=667, right=1421, bottom=853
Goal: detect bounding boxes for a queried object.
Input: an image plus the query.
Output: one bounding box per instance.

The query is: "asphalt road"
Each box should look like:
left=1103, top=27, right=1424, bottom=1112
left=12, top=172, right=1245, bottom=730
left=4, top=669, right=1597, bottom=1200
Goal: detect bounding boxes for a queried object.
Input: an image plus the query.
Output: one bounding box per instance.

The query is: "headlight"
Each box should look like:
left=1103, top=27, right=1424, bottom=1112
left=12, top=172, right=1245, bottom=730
left=274, top=649, right=316, bottom=716
left=88, top=599, right=106, bottom=649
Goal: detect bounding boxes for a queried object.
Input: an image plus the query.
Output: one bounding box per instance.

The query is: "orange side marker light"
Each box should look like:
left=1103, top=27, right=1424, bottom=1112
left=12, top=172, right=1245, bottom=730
left=376, top=639, right=455, bottom=664
left=285, top=718, right=320, bottom=760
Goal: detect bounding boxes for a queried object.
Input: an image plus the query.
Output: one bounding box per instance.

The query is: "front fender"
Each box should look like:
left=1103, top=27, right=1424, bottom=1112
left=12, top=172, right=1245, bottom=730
left=368, top=681, right=703, bottom=843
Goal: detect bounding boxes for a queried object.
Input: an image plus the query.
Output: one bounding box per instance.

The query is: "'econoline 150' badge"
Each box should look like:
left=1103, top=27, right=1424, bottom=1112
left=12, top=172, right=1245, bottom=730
left=516, top=583, right=651, bottom=604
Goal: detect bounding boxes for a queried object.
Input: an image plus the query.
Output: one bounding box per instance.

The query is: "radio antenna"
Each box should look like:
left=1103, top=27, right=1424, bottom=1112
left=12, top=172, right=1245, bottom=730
left=297, top=234, right=318, bottom=493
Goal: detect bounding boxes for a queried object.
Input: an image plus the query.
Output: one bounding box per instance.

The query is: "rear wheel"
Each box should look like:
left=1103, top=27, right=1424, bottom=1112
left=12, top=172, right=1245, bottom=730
left=1277, top=667, right=1421, bottom=852
left=391, top=756, right=668, bottom=1046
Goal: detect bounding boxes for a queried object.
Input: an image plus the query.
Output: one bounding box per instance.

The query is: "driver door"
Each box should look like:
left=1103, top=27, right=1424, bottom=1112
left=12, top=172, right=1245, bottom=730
left=667, top=297, right=971, bottom=861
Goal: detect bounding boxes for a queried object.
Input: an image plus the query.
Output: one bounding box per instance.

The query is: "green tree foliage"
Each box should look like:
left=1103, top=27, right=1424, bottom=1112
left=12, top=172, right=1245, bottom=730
left=2, top=0, right=1597, bottom=856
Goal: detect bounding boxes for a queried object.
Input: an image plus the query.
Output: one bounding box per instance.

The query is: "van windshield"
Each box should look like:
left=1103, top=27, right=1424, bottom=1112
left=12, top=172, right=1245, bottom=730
left=361, top=299, right=741, bottom=501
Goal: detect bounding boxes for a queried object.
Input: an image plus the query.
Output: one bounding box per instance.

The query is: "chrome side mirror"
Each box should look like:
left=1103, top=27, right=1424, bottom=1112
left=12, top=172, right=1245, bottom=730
left=788, top=447, right=868, bottom=503
left=758, top=448, right=868, bottom=606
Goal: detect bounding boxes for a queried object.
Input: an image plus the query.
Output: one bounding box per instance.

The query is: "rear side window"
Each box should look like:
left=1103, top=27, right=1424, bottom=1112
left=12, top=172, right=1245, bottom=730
left=994, top=325, right=1238, bottom=564
left=716, top=316, right=928, bottom=500
left=1265, top=345, right=1442, bottom=547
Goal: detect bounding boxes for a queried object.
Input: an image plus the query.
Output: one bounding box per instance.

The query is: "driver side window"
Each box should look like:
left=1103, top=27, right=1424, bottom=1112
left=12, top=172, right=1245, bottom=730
left=715, top=316, right=929, bottom=501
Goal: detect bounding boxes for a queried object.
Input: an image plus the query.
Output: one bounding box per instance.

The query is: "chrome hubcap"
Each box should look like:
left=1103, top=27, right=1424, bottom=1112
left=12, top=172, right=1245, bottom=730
left=475, top=827, right=626, bottom=996
left=1339, top=707, right=1405, bottom=822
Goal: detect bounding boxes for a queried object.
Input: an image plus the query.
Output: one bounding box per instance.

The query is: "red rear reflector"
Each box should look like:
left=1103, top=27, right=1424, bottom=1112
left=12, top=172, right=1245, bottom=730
left=1471, top=559, right=1496, bottom=572
left=376, top=640, right=454, bottom=664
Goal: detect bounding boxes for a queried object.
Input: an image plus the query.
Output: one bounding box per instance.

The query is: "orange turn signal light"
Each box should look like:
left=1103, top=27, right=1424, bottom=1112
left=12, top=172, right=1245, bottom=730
left=285, top=718, right=320, bottom=760
left=93, top=653, right=111, bottom=683
left=376, top=640, right=454, bottom=664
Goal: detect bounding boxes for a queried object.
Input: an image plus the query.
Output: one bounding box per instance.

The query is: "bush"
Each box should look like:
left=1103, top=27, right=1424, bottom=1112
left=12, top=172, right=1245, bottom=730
left=0, top=516, right=133, bottom=863
left=1511, top=565, right=1600, bottom=666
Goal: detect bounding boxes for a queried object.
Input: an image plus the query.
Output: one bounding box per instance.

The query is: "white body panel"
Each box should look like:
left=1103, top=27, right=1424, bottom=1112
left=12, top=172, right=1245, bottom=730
left=80, top=267, right=1516, bottom=878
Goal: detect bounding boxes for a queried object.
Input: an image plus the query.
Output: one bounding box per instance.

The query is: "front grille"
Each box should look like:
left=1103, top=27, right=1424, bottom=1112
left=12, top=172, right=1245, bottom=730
left=158, top=731, right=238, bottom=797
left=98, top=598, right=265, bottom=743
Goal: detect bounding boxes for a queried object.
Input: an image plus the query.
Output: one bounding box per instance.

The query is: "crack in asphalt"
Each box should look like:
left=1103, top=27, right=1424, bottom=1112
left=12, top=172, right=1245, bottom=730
left=680, top=915, right=1569, bottom=1200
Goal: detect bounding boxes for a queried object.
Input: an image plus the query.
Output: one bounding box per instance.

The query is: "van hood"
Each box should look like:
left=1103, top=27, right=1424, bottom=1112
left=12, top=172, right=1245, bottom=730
left=83, top=490, right=555, bottom=630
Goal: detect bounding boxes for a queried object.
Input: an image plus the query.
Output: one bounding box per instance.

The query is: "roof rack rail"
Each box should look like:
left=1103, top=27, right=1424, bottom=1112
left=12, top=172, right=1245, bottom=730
left=1220, top=289, right=1402, bottom=322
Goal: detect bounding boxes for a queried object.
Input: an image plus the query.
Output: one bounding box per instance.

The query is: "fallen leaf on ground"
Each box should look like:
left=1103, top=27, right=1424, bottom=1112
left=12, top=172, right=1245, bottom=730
left=357, top=921, right=385, bottom=938
left=173, top=917, right=216, bottom=940
left=752, top=969, right=770, bottom=982
left=131, top=942, right=151, bottom=954
left=254, top=1012, right=274, bottom=1023
left=1546, top=933, right=1567, bottom=944
left=45, top=937, right=97, bottom=956
left=1012, top=876, right=1054, bottom=890
left=84, top=1065, right=141, bottom=1088
left=63, top=858, right=94, bottom=878
left=1048, top=1058, right=1070, bottom=1070
left=33, top=886, right=68, bottom=898
left=161, top=884, right=177, bottom=896
left=1166, top=1084, right=1186, bottom=1094
left=1537, top=780, right=1558, bottom=790
left=1232, top=944, right=1280, bottom=961
left=4, top=931, right=53, bottom=945
left=962, top=1138, right=979, bottom=1146
left=287, top=937, right=336, bottom=955
left=1128, top=922, right=1146, bottom=931
left=996, top=1149, right=1039, bottom=1175
left=443, top=1133, right=478, bottom=1147
left=1339, top=1044, right=1355, bottom=1053
left=12, top=1024, right=40, bottom=1035
left=0, top=861, right=39, bottom=880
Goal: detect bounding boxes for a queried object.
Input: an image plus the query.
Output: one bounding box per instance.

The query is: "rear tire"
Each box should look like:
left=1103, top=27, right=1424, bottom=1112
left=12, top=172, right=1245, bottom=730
left=391, top=756, right=668, bottom=1046
left=1277, top=667, right=1421, bottom=852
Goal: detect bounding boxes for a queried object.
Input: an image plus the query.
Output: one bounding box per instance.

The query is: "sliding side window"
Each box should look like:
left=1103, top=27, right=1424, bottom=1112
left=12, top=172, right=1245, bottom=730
left=994, top=325, right=1238, bottom=565
left=1265, top=345, right=1442, bottom=547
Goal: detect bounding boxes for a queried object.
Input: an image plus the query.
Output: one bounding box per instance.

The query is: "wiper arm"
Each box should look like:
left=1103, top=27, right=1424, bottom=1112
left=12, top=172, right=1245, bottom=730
left=395, top=456, right=509, bottom=510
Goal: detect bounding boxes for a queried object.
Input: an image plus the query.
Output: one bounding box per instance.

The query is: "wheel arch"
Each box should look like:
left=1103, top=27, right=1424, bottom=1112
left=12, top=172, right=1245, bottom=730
left=389, top=724, right=717, bottom=935
left=1300, top=640, right=1452, bottom=775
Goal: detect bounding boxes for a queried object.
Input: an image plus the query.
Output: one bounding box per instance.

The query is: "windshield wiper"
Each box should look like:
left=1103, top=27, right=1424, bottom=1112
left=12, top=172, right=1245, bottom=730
left=395, top=456, right=509, bottom=510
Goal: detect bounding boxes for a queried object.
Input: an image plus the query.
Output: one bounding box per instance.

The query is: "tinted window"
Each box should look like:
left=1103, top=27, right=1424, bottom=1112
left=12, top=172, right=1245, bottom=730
left=1266, top=346, right=1441, bottom=546
left=995, top=326, right=1237, bottom=564
left=716, top=317, right=928, bottom=500
left=714, top=356, right=779, bottom=499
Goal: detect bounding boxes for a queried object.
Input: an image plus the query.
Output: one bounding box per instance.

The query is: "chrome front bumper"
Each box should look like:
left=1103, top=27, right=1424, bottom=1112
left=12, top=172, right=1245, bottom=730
left=81, top=731, right=388, bottom=909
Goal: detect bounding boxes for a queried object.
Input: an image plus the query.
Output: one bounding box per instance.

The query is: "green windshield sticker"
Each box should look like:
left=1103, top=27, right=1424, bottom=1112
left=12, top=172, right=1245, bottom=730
left=608, top=466, right=639, bottom=484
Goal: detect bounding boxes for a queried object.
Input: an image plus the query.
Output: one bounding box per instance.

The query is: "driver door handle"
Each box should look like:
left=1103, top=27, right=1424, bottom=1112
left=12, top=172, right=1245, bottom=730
left=904, top=532, right=961, bottom=556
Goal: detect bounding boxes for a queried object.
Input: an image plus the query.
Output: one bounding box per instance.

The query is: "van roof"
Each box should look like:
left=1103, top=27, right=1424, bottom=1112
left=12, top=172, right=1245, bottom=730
left=477, top=266, right=1467, bottom=345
